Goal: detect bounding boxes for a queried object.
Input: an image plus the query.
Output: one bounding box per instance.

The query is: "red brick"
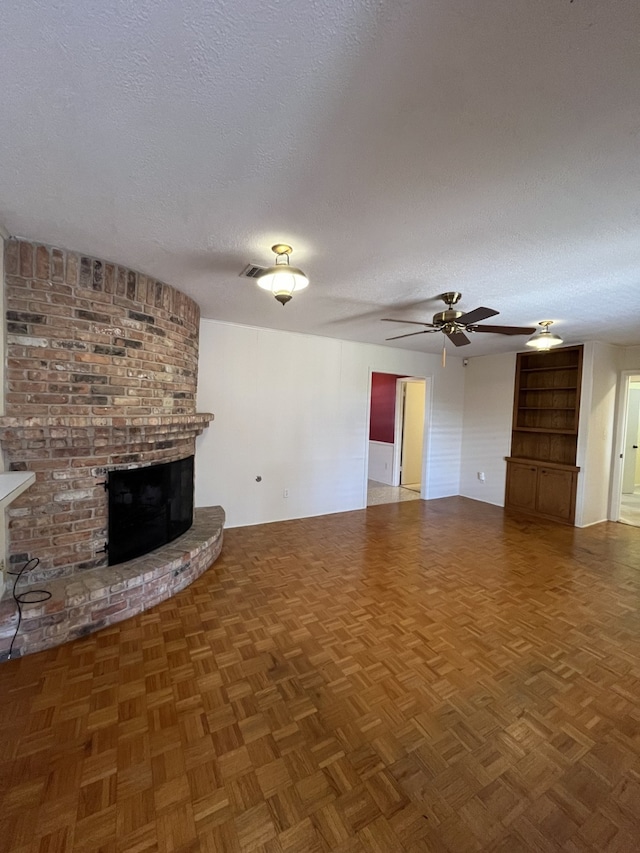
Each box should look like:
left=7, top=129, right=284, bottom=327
left=35, top=245, right=50, bottom=280
left=19, top=241, right=33, bottom=277
left=51, top=248, right=64, bottom=282
left=5, top=240, right=20, bottom=275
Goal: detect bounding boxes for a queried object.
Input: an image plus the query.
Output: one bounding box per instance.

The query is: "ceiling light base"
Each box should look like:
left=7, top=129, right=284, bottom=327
left=441, top=292, right=462, bottom=307
left=271, top=244, right=292, bottom=256
left=275, top=293, right=292, bottom=306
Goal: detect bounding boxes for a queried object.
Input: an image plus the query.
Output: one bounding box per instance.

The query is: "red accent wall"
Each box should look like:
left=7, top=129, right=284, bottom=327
left=369, top=372, right=406, bottom=443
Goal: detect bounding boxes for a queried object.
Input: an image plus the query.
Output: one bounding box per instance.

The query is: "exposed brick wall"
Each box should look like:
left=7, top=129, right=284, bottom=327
left=4, top=238, right=199, bottom=416
left=1, top=239, right=213, bottom=580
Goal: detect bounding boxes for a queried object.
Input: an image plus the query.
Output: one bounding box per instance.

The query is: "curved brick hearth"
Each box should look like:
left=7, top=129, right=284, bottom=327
left=0, top=506, right=225, bottom=659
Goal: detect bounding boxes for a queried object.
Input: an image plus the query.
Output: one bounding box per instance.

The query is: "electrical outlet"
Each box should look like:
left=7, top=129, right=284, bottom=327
left=283, top=488, right=289, bottom=498
left=477, top=471, right=485, bottom=482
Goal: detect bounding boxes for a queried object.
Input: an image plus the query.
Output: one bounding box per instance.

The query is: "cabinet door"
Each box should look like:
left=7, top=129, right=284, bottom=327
left=506, top=462, right=538, bottom=511
left=536, top=468, right=576, bottom=522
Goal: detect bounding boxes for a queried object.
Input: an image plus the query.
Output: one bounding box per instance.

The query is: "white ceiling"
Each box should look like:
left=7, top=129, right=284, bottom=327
left=1, top=0, right=639, bottom=356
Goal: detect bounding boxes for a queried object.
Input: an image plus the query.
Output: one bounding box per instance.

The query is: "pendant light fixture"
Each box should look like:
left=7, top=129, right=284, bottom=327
left=254, top=244, right=309, bottom=306
left=526, top=320, right=563, bottom=351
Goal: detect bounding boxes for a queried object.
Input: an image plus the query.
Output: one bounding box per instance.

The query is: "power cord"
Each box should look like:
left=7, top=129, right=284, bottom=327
left=7, top=557, right=50, bottom=660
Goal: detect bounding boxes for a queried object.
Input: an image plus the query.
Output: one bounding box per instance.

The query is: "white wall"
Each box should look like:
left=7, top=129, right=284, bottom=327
left=195, top=320, right=464, bottom=527
left=368, top=441, right=394, bottom=484
left=459, top=352, right=516, bottom=506
left=621, top=347, right=640, bottom=370
left=575, top=342, right=621, bottom=527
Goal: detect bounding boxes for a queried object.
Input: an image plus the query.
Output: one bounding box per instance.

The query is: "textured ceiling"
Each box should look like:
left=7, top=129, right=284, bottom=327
left=1, top=0, right=639, bottom=356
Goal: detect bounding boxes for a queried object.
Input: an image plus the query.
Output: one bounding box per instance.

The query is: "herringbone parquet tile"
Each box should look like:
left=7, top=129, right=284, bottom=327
left=1, top=497, right=640, bottom=852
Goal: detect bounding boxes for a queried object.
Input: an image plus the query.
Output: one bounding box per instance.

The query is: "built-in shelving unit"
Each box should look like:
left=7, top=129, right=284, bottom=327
left=505, top=345, right=583, bottom=524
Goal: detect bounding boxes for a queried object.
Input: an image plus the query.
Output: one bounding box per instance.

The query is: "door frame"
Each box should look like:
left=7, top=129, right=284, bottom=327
left=610, top=370, right=640, bottom=521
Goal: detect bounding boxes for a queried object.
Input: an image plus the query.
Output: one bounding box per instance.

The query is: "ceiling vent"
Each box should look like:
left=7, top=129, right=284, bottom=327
left=240, top=263, right=266, bottom=278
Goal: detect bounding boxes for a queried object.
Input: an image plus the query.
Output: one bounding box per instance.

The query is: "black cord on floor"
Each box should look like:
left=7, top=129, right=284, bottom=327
left=7, top=557, right=50, bottom=660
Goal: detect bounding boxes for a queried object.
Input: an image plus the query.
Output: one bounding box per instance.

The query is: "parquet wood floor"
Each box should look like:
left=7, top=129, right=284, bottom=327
left=1, top=497, right=640, bottom=853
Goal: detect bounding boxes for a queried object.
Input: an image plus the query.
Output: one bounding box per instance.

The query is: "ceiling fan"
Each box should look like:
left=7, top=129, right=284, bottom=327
left=382, top=292, right=536, bottom=347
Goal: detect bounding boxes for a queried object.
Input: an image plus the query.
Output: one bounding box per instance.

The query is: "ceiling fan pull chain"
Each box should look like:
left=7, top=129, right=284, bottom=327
left=442, top=337, right=446, bottom=368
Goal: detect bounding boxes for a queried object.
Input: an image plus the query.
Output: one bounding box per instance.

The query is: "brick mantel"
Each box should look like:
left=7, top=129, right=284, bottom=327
left=0, top=414, right=213, bottom=428
left=0, top=412, right=213, bottom=483
left=0, top=413, right=213, bottom=446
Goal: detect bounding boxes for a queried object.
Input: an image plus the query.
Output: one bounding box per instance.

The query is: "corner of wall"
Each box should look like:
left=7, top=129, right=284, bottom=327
left=459, top=351, right=516, bottom=506
left=575, top=341, right=623, bottom=527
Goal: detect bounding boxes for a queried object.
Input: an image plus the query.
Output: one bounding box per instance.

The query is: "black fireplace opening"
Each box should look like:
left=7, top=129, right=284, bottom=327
left=107, top=456, right=194, bottom=565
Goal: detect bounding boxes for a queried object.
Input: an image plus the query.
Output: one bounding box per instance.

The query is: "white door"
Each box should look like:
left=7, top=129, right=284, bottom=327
left=622, top=386, right=640, bottom=493
left=400, top=381, right=426, bottom=486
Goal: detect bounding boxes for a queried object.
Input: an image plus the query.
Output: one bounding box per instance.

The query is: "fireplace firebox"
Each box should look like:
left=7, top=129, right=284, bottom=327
left=108, top=456, right=194, bottom=565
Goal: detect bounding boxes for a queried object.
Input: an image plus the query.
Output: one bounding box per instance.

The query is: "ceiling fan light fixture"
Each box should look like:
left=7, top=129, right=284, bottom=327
left=526, top=320, right=563, bottom=350
left=254, top=244, right=309, bottom=306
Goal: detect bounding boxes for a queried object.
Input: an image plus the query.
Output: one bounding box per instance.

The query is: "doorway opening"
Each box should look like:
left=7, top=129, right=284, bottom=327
left=366, top=373, right=429, bottom=506
left=613, top=373, right=640, bottom=527
left=395, top=378, right=426, bottom=493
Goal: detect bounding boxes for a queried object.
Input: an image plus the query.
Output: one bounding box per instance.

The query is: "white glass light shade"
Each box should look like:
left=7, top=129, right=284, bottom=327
left=255, top=265, right=309, bottom=295
left=526, top=330, right=564, bottom=350
left=255, top=250, right=309, bottom=304
left=526, top=320, right=563, bottom=351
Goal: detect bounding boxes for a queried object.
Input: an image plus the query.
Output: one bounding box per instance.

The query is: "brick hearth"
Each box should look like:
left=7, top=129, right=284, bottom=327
left=0, top=238, right=223, bottom=656
left=0, top=506, right=224, bottom=659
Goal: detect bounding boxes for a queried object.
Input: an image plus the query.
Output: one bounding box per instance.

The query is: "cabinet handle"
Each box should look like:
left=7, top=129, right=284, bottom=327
left=541, top=469, right=547, bottom=474
left=530, top=467, right=536, bottom=472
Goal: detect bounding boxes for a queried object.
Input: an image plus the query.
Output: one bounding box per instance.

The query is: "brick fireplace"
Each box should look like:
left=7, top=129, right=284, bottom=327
left=0, top=238, right=222, bottom=656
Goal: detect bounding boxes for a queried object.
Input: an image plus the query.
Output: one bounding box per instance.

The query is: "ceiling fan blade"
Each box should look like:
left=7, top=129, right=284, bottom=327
left=447, top=331, right=471, bottom=347
left=385, top=329, right=437, bottom=341
left=381, top=318, right=435, bottom=327
left=470, top=324, right=536, bottom=335
left=457, top=306, right=499, bottom=325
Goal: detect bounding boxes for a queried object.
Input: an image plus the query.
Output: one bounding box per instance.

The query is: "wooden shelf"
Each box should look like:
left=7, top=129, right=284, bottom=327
left=513, top=426, right=577, bottom=435
left=506, top=457, right=580, bottom=473
left=520, top=365, right=579, bottom=373
left=519, top=386, right=578, bottom=392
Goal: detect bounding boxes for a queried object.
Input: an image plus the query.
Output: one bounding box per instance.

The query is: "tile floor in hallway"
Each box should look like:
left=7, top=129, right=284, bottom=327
left=1, top=497, right=640, bottom=852
left=366, top=480, right=422, bottom=506
left=619, top=489, right=640, bottom=527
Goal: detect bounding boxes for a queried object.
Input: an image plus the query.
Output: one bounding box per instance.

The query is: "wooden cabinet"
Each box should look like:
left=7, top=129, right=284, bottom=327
left=505, top=345, right=582, bottom=524
left=506, top=460, right=578, bottom=523
left=505, top=461, right=537, bottom=512
left=536, top=465, right=577, bottom=522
